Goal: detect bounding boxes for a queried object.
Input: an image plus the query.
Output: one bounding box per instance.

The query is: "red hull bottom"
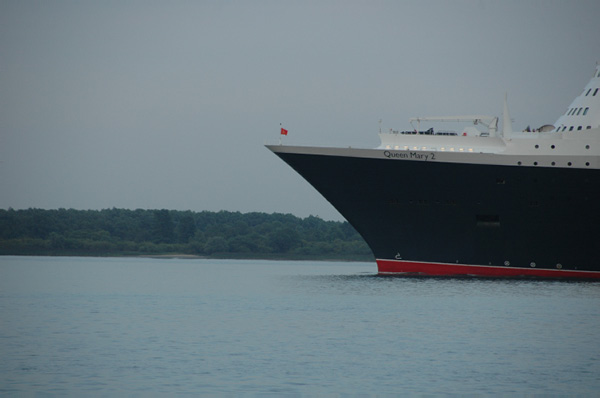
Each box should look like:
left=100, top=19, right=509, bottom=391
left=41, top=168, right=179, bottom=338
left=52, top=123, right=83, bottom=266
left=377, top=259, right=600, bottom=279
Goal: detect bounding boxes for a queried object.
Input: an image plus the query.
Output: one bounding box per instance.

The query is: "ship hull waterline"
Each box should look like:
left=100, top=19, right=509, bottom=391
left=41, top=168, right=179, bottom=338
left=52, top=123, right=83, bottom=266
left=268, top=145, right=600, bottom=279
left=377, top=259, right=600, bottom=279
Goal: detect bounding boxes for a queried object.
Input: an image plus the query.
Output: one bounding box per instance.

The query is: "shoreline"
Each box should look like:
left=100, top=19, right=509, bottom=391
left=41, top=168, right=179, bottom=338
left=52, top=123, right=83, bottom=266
left=0, top=252, right=375, bottom=263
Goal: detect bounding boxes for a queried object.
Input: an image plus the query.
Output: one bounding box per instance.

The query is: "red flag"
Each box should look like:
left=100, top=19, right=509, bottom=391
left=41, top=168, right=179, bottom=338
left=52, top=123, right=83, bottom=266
left=280, top=128, right=288, bottom=136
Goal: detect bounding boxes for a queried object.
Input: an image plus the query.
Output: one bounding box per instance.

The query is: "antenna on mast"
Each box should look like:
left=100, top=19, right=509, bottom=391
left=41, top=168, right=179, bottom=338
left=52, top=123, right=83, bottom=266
left=502, top=93, right=512, bottom=138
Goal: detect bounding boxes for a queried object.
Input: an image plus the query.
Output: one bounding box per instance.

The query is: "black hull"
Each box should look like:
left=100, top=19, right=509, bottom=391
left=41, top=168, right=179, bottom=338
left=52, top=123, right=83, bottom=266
left=273, top=150, right=600, bottom=276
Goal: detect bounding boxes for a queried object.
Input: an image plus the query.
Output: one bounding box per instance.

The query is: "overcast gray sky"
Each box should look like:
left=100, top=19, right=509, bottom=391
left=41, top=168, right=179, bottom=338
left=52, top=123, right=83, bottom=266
left=1, top=0, right=599, bottom=220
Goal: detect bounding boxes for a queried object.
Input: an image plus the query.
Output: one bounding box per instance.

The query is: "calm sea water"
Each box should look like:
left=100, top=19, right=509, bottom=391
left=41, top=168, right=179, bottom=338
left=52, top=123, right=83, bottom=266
left=1, top=256, right=599, bottom=396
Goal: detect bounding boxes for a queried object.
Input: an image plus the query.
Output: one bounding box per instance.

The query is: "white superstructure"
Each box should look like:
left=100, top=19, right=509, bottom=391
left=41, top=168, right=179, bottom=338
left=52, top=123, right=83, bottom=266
left=554, top=65, right=600, bottom=133
left=377, top=64, right=600, bottom=167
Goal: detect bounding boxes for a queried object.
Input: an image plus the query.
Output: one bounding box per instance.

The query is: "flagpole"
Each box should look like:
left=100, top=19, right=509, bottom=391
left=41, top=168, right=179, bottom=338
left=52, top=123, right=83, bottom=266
left=279, top=123, right=282, bottom=145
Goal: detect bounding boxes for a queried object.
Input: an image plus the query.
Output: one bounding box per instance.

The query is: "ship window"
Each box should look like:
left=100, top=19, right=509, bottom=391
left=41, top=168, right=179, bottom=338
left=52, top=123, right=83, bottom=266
left=569, top=126, right=574, bottom=131
left=496, top=178, right=505, bottom=184
left=561, top=126, right=567, bottom=131
left=583, top=107, right=589, bottom=115
left=568, top=162, right=572, bottom=166
left=586, top=89, right=592, bottom=96
left=594, top=88, right=599, bottom=96
left=551, top=145, right=556, bottom=149
left=577, top=108, right=583, bottom=115
left=567, top=108, right=574, bottom=115
left=476, top=215, right=500, bottom=227
left=587, top=126, right=591, bottom=129
left=577, top=126, right=583, bottom=130
left=586, top=145, right=590, bottom=149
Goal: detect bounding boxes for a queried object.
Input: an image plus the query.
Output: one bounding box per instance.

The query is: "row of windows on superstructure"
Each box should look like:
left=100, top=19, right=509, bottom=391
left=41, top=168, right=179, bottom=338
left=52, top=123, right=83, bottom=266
left=584, top=88, right=599, bottom=96
left=557, top=125, right=593, bottom=132
left=384, top=145, right=475, bottom=152
left=566, top=106, right=590, bottom=116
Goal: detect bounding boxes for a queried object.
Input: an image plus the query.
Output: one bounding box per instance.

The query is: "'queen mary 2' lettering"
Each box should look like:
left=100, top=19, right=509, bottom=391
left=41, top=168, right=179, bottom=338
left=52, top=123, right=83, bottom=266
left=384, top=151, right=436, bottom=161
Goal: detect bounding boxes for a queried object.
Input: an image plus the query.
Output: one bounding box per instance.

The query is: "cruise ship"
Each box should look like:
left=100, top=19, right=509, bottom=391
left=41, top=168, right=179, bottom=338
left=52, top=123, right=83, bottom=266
left=267, top=65, right=600, bottom=278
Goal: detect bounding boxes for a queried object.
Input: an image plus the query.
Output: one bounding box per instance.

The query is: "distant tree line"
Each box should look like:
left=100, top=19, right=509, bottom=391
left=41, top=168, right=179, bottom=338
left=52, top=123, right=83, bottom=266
left=0, top=208, right=373, bottom=261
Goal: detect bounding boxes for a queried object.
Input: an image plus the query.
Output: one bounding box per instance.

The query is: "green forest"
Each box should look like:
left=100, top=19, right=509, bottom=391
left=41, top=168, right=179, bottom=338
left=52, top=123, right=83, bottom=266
left=0, top=208, right=373, bottom=261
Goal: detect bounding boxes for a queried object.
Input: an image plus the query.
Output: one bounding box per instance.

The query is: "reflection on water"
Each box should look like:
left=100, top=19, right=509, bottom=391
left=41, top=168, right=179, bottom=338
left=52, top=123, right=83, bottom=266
left=285, top=271, right=600, bottom=298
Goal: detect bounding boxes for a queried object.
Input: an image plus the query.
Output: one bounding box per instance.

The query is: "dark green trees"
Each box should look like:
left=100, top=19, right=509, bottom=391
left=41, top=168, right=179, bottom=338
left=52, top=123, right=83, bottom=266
left=0, top=208, right=372, bottom=260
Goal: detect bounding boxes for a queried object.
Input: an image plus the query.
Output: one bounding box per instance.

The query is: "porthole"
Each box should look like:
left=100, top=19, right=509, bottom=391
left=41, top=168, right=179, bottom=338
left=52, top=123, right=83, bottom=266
left=535, top=144, right=539, bottom=149
left=556, top=263, right=562, bottom=269
left=586, top=162, right=590, bottom=166
left=551, top=145, right=556, bottom=149
left=533, top=161, right=538, bottom=166
left=530, top=262, right=536, bottom=268
left=577, top=126, right=583, bottom=130
left=569, top=126, right=574, bottom=131
left=568, top=162, right=572, bottom=166
left=504, top=261, right=510, bottom=266
left=551, top=161, right=556, bottom=166
left=586, top=145, right=590, bottom=149
left=517, top=161, right=522, bottom=166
